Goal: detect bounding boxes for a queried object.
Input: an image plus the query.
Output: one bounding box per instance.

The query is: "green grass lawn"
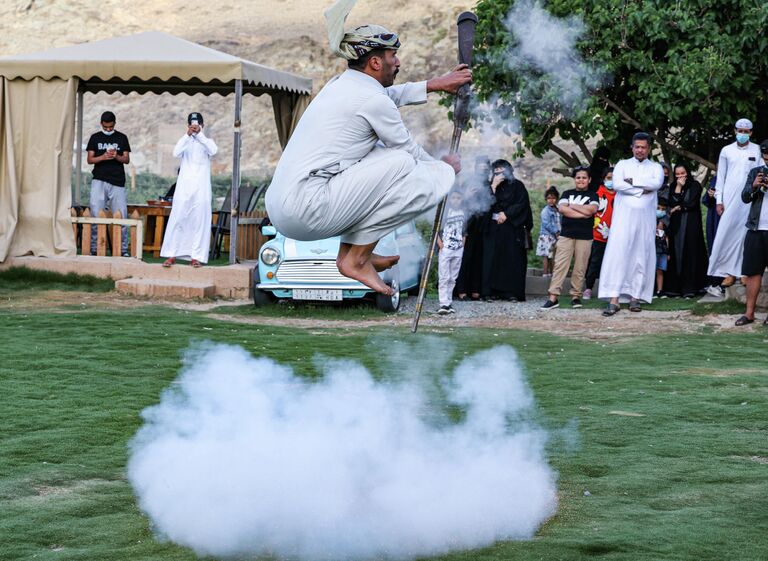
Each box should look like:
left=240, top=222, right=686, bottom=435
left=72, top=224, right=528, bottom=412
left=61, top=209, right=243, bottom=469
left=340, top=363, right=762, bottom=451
left=1, top=303, right=767, bottom=561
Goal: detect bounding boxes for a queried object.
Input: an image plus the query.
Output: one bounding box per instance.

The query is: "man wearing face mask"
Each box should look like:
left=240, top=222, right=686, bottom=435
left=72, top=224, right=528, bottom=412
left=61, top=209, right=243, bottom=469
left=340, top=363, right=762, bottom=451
left=706, top=118, right=762, bottom=297
left=86, top=111, right=131, bottom=256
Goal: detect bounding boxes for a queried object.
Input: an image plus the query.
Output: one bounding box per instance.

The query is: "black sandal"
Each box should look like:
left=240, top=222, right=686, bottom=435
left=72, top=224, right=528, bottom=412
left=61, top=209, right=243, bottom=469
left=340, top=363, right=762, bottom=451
left=602, top=303, right=620, bottom=317
left=629, top=299, right=642, bottom=312
left=735, top=315, right=754, bottom=326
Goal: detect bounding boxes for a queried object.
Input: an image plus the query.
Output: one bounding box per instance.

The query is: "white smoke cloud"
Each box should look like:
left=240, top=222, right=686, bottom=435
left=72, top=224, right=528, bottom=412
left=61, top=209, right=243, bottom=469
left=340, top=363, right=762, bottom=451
left=128, top=342, right=558, bottom=560
left=504, top=0, right=607, bottom=118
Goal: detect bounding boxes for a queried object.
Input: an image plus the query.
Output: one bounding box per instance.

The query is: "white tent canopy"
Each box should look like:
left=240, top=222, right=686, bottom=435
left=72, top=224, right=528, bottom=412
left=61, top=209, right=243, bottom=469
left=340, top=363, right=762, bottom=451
left=0, top=31, right=312, bottom=262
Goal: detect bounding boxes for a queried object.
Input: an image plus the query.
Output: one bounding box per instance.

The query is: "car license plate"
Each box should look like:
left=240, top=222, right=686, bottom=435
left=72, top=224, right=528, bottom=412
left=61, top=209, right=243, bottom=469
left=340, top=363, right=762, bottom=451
left=292, top=289, right=343, bottom=301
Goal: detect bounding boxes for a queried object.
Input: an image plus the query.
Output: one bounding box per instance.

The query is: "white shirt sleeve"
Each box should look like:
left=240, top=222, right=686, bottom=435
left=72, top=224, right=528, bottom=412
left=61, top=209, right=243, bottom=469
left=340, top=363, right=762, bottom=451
left=714, top=147, right=728, bottom=205
left=638, top=162, right=665, bottom=192
left=193, top=130, right=218, bottom=157
left=173, top=134, right=193, bottom=158
left=358, top=94, right=434, bottom=161
left=386, top=81, right=428, bottom=107
left=612, top=160, right=644, bottom=197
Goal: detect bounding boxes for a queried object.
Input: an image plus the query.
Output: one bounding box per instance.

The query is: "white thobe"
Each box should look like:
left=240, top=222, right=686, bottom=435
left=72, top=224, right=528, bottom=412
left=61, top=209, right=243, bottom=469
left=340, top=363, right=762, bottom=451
left=265, top=69, right=455, bottom=245
left=161, top=130, right=218, bottom=262
left=598, top=157, right=664, bottom=302
left=707, top=141, right=762, bottom=278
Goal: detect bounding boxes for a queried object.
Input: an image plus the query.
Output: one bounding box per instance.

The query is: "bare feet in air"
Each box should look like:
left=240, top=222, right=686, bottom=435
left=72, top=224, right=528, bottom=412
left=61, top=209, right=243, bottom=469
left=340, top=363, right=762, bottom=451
left=338, top=255, right=394, bottom=296
left=370, top=253, right=400, bottom=272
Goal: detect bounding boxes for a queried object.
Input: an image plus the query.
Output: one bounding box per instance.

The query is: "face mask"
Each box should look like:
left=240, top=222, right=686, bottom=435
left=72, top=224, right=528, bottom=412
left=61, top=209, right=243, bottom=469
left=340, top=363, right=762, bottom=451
left=604, top=180, right=613, bottom=189
left=656, top=210, right=666, bottom=219
left=736, top=132, right=750, bottom=144
left=102, top=129, right=115, bottom=136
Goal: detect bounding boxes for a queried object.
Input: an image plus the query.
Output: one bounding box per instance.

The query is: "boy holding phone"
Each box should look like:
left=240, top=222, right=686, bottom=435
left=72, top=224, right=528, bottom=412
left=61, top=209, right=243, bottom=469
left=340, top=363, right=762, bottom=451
left=86, top=111, right=131, bottom=256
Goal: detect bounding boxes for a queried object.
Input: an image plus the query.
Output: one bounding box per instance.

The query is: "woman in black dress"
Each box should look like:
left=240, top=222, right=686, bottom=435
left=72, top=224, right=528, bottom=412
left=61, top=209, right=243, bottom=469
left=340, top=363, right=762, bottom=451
left=664, top=162, right=709, bottom=297
left=480, top=159, right=533, bottom=301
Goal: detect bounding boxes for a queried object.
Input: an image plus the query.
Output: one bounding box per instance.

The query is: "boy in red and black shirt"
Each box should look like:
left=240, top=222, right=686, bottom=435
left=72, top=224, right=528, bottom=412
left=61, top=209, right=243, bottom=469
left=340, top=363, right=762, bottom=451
left=584, top=167, right=615, bottom=299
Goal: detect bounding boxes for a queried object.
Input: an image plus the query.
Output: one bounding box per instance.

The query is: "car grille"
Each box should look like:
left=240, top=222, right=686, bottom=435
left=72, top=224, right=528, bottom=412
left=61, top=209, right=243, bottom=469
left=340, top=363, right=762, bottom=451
left=276, top=260, right=350, bottom=283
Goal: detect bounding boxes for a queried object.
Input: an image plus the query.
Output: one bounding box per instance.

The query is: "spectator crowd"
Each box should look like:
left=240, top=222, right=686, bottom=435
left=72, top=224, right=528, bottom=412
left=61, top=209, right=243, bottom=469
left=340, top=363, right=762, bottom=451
left=437, top=118, right=768, bottom=325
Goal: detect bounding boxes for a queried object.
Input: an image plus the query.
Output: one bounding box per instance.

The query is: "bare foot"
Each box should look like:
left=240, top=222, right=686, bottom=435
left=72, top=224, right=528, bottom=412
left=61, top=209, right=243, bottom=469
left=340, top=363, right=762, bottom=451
left=371, top=253, right=400, bottom=272
left=338, top=255, right=394, bottom=295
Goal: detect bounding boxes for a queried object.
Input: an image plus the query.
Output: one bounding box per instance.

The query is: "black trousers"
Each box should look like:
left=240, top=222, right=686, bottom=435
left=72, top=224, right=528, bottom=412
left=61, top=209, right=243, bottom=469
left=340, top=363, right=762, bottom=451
left=585, top=240, right=606, bottom=290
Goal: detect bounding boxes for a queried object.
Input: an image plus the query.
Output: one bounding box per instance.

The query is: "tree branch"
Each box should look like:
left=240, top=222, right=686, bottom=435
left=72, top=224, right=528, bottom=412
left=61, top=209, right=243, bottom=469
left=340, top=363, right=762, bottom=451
left=548, top=141, right=581, bottom=169
left=567, top=123, right=593, bottom=162
left=597, top=93, right=716, bottom=170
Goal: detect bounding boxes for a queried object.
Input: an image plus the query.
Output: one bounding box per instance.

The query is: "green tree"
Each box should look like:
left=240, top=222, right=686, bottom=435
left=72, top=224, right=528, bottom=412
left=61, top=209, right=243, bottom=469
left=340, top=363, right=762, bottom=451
left=472, top=0, right=768, bottom=175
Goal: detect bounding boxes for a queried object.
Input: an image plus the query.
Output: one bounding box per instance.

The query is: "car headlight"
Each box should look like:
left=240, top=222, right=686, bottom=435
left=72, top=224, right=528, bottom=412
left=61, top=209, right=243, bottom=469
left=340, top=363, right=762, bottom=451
left=260, top=247, right=281, bottom=266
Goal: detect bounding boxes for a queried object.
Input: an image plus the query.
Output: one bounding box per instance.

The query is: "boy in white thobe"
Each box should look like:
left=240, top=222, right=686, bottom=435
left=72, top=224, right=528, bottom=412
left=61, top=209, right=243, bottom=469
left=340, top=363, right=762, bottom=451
left=599, top=132, right=664, bottom=315
left=265, top=0, right=471, bottom=295
left=706, top=118, right=762, bottom=294
left=161, top=112, right=217, bottom=267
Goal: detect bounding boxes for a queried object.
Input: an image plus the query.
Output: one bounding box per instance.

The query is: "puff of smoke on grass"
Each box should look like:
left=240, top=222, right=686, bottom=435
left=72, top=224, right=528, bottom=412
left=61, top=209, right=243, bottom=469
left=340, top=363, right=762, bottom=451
left=127, top=342, right=558, bottom=561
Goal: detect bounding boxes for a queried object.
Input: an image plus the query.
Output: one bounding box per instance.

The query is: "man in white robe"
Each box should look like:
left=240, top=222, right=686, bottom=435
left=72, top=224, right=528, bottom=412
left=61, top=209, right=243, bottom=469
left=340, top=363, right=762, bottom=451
left=161, top=112, right=218, bottom=268
left=706, top=118, right=762, bottom=295
left=265, top=1, right=471, bottom=295
left=599, top=132, right=664, bottom=315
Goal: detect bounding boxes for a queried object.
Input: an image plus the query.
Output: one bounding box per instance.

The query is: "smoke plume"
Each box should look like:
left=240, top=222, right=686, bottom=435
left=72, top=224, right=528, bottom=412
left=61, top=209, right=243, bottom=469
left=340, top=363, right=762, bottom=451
left=128, top=342, right=558, bottom=560
left=504, top=0, right=607, bottom=118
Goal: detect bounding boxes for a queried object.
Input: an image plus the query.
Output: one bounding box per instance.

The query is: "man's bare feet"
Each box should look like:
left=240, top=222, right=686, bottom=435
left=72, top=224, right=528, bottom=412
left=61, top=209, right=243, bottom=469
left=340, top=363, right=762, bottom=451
left=338, top=254, right=394, bottom=295
left=371, top=253, right=400, bottom=272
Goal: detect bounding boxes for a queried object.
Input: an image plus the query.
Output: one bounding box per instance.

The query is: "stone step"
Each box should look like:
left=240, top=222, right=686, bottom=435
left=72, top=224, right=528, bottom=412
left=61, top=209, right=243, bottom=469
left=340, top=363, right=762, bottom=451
left=115, top=278, right=215, bottom=299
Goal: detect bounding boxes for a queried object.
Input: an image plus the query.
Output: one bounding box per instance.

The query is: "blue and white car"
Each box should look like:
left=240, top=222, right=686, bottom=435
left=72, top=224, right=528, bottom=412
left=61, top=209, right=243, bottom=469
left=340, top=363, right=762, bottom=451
left=253, top=221, right=426, bottom=312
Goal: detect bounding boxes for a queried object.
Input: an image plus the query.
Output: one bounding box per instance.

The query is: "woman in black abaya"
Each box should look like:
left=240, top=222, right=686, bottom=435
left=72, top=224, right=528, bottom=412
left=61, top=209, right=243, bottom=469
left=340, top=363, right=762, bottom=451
left=664, top=162, right=709, bottom=297
left=481, top=159, right=533, bottom=301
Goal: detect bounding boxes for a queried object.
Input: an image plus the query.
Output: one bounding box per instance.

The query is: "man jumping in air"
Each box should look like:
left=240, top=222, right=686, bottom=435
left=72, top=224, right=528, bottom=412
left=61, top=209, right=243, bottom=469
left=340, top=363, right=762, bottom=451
left=265, top=0, right=471, bottom=295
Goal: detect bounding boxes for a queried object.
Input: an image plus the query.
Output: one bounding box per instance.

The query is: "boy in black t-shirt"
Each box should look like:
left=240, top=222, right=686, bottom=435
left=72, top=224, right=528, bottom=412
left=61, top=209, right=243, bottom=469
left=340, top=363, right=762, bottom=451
left=541, top=166, right=599, bottom=309
left=86, top=111, right=131, bottom=255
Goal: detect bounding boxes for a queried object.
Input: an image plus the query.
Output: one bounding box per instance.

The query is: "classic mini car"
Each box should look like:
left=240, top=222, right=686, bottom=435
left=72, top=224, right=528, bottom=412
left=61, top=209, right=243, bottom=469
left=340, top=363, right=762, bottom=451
left=253, top=221, right=426, bottom=312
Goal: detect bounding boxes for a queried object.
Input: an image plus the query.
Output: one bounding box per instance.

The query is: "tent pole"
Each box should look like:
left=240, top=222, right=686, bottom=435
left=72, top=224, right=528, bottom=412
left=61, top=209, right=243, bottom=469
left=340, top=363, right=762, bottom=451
left=229, top=79, right=243, bottom=264
left=75, top=88, right=84, bottom=206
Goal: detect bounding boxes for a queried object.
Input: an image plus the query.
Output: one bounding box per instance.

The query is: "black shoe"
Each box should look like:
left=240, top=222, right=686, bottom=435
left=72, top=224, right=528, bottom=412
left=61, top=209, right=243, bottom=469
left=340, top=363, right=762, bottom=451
left=602, top=303, right=620, bottom=316
left=540, top=299, right=559, bottom=310
left=437, top=305, right=451, bottom=315
left=571, top=298, right=583, bottom=308
left=629, top=299, right=642, bottom=312
left=447, top=304, right=456, bottom=314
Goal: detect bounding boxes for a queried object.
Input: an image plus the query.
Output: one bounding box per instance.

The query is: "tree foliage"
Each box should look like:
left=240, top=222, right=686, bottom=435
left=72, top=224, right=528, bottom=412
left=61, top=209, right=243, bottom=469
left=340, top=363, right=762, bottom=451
left=472, top=0, right=768, bottom=174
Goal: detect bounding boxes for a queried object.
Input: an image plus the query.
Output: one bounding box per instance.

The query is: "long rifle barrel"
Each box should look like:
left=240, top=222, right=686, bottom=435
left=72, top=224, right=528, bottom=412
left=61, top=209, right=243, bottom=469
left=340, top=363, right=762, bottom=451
left=411, top=11, right=477, bottom=333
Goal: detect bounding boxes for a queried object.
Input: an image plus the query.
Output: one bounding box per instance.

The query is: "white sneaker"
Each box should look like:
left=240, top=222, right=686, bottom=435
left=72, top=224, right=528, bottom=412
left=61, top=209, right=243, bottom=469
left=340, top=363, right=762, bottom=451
left=583, top=289, right=592, bottom=300
left=705, top=285, right=724, bottom=298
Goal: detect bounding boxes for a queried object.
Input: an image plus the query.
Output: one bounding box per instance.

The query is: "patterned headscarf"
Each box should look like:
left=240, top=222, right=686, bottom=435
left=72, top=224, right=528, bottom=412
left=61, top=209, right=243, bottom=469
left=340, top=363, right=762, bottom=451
left=324, top=0, right=400, bottom=60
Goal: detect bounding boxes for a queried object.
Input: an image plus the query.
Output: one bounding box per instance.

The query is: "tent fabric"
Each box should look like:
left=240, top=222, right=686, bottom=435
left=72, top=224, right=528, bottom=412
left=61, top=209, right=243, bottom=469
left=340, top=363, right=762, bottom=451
left=0, top=77, right=77, bottom=261
left=272, top=92, right=312, bottom=149
left=0, top=32, right=312, bottom=262
left=0, top=32, right=312, bottom=96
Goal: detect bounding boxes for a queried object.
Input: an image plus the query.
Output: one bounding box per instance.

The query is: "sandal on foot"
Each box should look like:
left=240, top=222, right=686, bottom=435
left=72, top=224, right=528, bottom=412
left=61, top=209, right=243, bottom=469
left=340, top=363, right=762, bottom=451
left=162, top=258, right=175, bottom=268
left=735, top=315, right=754, bottom=326
left=191, top=259, right=202, bottom=268
left=602, top=303, right=620, bottom=317
left=629, top=299, right=642, bottom=312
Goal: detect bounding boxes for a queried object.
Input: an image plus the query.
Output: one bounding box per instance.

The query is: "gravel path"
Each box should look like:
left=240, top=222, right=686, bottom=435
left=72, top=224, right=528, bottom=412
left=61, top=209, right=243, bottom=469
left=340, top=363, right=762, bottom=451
left=398, top=296, right=551, bottom=321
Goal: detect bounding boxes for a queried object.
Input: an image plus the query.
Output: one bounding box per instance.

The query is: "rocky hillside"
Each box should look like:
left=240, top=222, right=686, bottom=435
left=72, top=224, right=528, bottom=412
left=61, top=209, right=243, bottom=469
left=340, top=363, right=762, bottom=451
left=2, top=0, right=572, bottom=187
